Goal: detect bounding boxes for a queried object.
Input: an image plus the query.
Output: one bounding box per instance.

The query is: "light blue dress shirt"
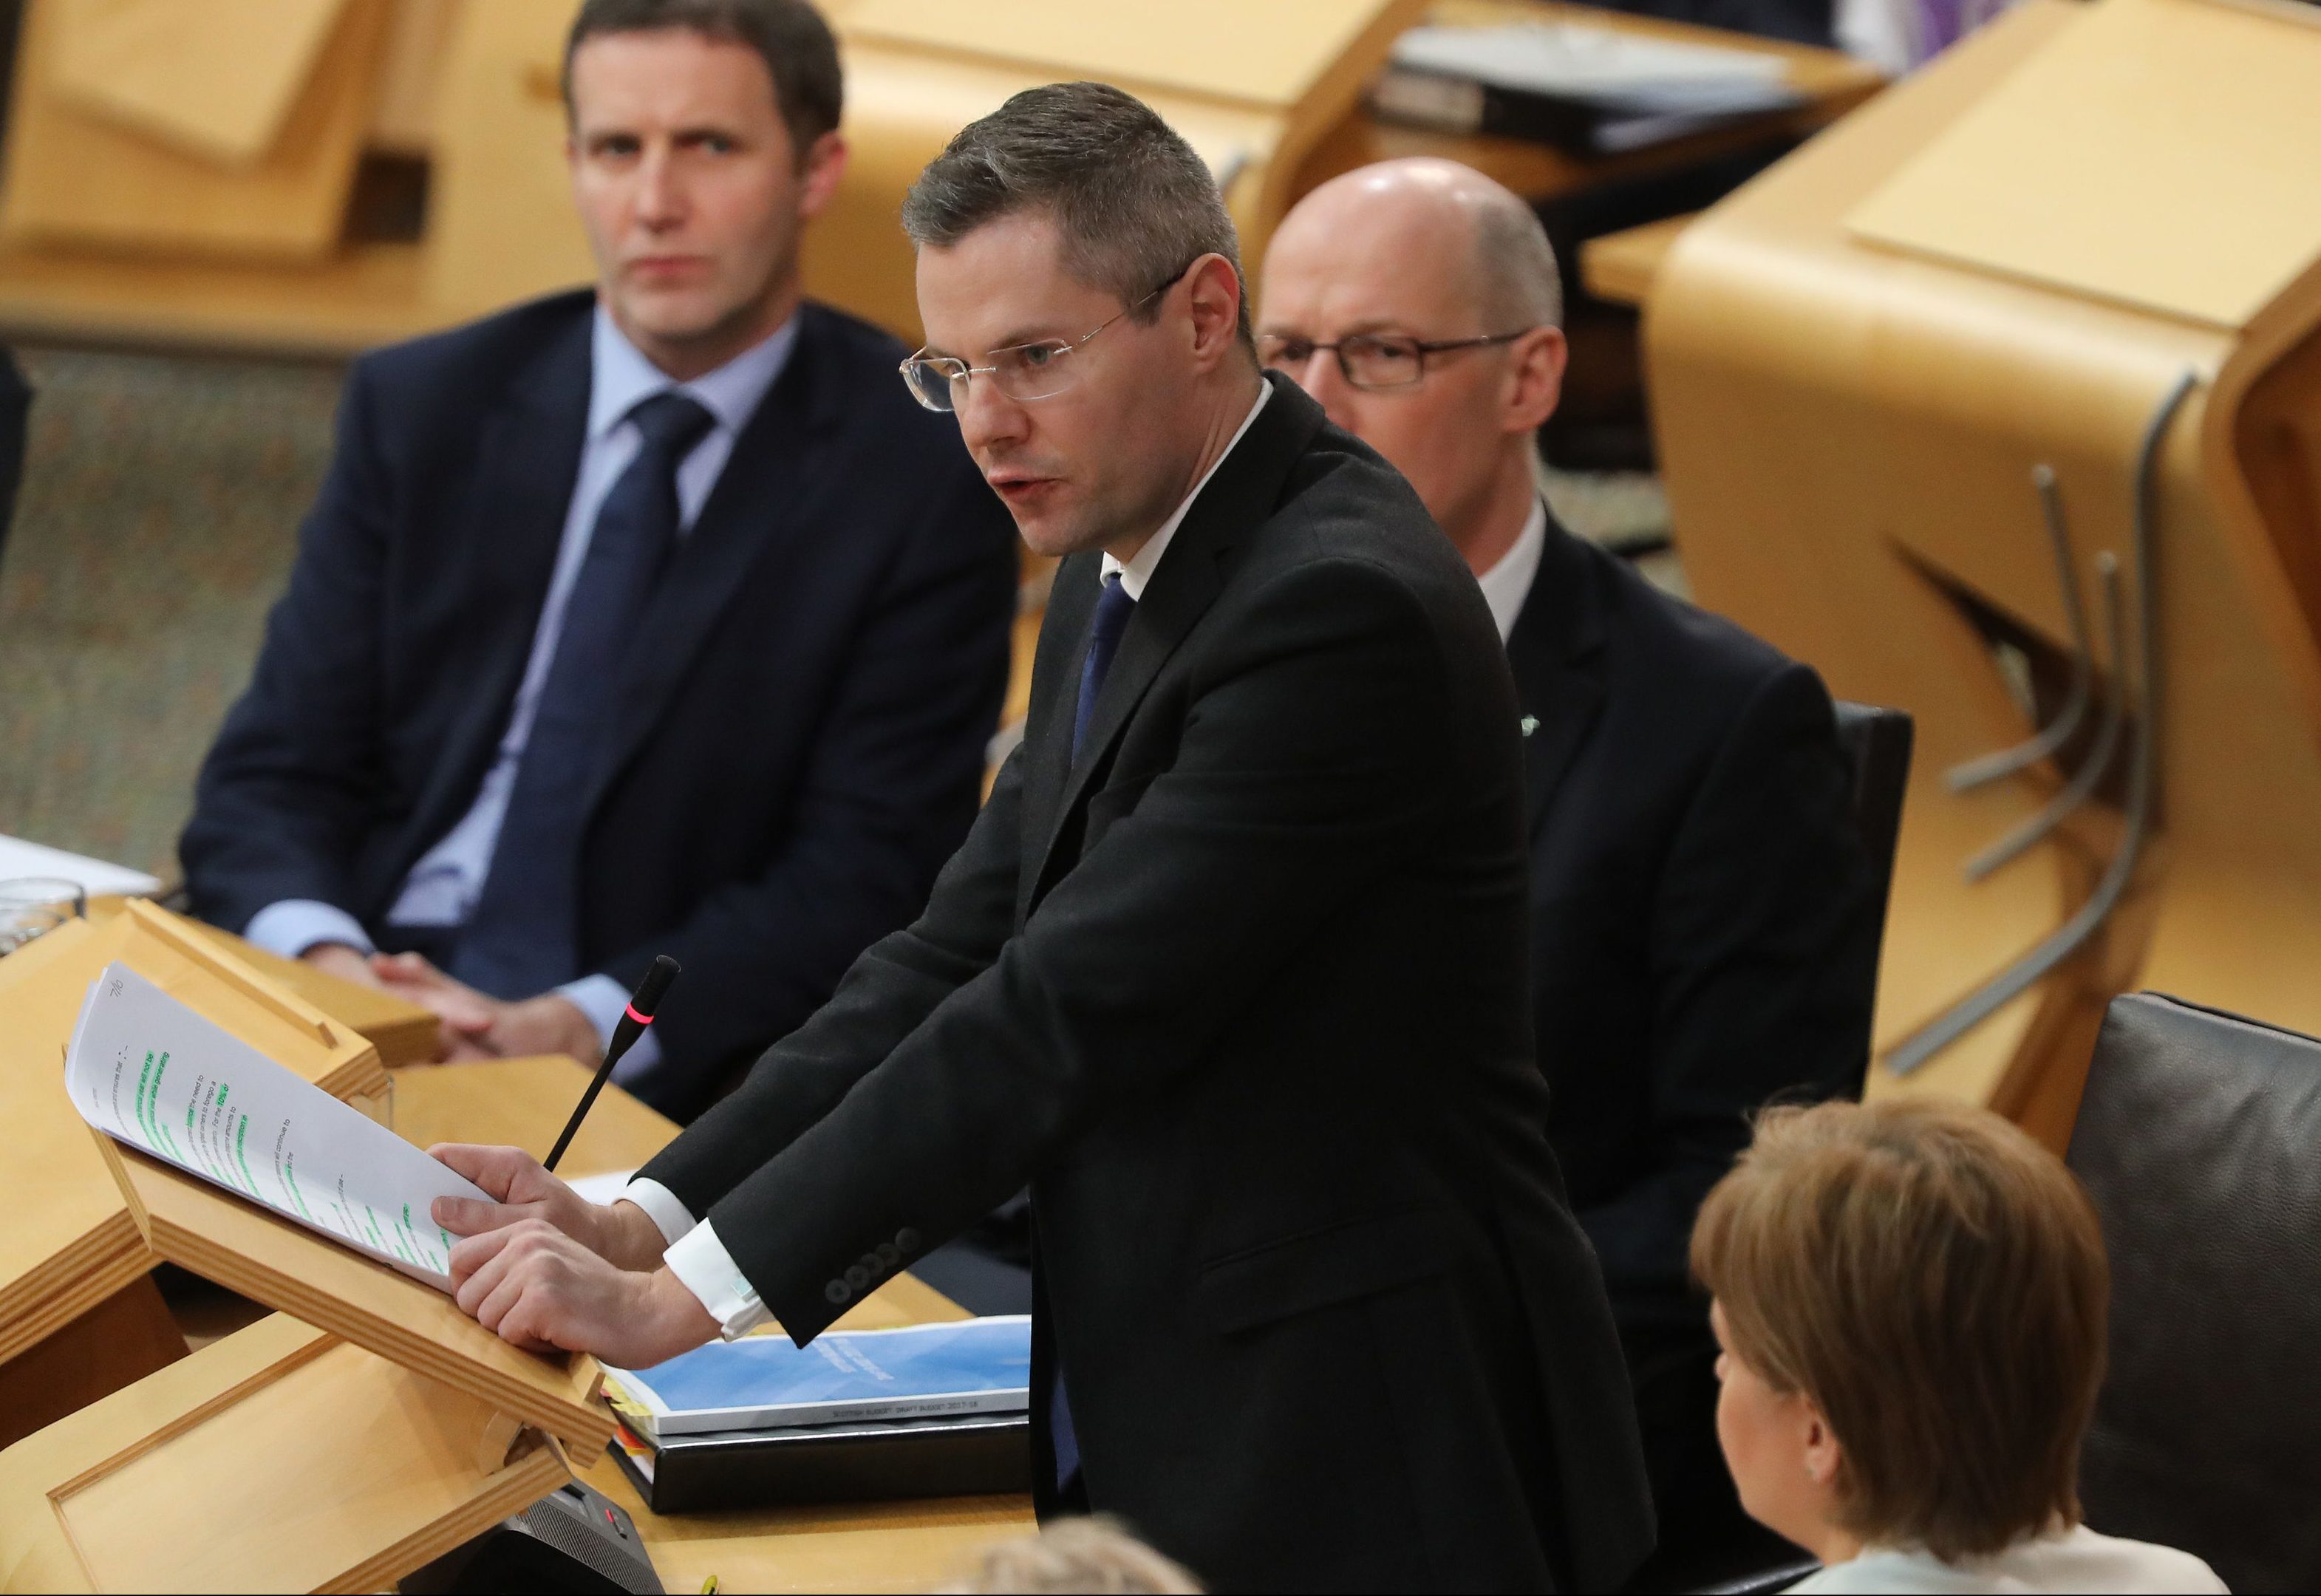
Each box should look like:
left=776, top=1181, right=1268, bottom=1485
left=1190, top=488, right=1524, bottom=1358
left=245, top=307, right=799, bottom=1082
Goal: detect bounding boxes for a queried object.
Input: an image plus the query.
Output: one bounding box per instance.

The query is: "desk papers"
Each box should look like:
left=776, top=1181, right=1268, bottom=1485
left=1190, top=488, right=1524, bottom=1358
left=0, top=833, right=161, bottom=898
left=67, top=961, right=485, bottom=1289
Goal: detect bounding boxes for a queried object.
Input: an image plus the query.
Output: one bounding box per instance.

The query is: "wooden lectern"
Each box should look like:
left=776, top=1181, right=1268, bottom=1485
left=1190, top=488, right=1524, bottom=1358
left=0, top=904, right=602, bottom=1591
left=1642, top=0, right=2321, bottom=1144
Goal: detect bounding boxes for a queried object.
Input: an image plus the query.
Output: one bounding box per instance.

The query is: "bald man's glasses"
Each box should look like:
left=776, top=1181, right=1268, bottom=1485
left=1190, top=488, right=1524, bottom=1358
left=1261, top=330, right=1532, bottom=391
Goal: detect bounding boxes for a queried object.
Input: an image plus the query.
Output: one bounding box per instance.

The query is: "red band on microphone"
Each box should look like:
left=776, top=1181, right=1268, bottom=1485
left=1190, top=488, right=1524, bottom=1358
left=624, top=1003, right=655, bottom=1026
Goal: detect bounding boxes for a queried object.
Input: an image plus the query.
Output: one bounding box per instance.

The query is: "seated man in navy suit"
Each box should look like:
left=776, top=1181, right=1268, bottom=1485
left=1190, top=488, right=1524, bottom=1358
left=1261, top=158, right=1878, bottom=1584
left=181, top=0, right=1018, bottom=1121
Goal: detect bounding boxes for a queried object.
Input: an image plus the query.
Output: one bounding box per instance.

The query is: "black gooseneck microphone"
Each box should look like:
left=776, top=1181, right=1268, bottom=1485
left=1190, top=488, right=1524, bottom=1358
left=544, top=954, right=680, bottom=1172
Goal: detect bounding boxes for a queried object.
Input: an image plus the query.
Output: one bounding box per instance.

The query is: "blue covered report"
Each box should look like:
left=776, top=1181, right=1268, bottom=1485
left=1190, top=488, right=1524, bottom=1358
left=607, top=1315, right=1032, bottom=1439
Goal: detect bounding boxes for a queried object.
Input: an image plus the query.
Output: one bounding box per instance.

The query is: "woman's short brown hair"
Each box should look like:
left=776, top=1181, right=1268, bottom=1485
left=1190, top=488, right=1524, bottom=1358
left=1691, top=1097, right=2110, bottom=1561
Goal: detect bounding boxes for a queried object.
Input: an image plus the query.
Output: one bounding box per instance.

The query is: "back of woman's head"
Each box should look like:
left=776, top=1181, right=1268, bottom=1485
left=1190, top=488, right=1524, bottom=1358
left=1691, top=1097, right=2110, bottom=1561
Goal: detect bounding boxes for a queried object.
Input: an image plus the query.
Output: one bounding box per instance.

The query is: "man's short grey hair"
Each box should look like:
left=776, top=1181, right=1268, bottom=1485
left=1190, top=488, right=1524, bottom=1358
left=902, top=81, right=1252, bottom=345
left=1470, top=197, right=1563, bottom=332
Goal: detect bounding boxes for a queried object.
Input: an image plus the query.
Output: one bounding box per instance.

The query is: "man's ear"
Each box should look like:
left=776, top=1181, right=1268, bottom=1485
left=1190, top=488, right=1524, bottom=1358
left=1503, top=324, right=1567, bottom=437
left=796, top=131, right=849, bottom=221
left=1182, top=253, right=1246, bottom=371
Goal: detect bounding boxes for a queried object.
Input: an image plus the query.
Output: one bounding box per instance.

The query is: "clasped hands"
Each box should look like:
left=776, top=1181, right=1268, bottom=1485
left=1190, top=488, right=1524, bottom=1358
left=427, top=1143, right=718, bottom=1369
left=305, top=944, right=603, bottom=1065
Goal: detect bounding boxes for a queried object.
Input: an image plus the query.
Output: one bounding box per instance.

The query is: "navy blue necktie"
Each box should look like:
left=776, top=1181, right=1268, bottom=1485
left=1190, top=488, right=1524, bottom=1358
left=1051, top=570, right=1136, bottom=1496
left=454, top=392, right=716, bottom=999
left=1071, top=573, right=1136, bottom=760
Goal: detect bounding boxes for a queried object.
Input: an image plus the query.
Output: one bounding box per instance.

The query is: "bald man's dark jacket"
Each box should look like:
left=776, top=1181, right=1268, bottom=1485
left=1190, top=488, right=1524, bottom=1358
left=1509, top=516, right=1874, bottom=1336
left=639, top=375, right=1656, bottom=1593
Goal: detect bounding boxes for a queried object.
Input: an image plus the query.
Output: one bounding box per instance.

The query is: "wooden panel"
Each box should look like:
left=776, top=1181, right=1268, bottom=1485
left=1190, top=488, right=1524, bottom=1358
left=106, top=1138, right=613, bottom=1450
left=369, top=0, right=466, bottom=156
left=0, top=0, right=393, bottom=262
left=0, top=1277, right=183, bottom=1453
left=1849, top=0, right=2321, bottom=330
left=420, top=0, right=591, bottom=318
left=0, top=238, right=441, bottom=358
left=1580, top=213, right=1694, bottom=308
left=841, top=0, right=1400, bottom=110
left=0, top=1314, right=569, bottom=1595
left=0, top=922, right=152, bottom=1365
left=48, top=0, right=351, bottom=166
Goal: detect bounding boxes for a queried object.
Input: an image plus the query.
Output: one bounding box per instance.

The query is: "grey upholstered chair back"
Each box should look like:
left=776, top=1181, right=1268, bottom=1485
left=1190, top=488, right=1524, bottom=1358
left=2066, top=992, right=2321, bottom=1594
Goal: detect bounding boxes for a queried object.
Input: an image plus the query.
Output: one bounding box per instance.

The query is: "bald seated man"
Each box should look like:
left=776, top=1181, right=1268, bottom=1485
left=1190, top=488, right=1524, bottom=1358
left=1263, top=159, right=1878, bottom=1586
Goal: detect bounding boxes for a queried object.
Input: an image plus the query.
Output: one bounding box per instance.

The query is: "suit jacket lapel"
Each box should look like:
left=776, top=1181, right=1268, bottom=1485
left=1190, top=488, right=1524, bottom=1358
left=590, top=307, right=842, bottom=810
left=1505, top=512, right=1609, bottom=836
left=1027, top=375, right=1325, bottom=894
left=398, top=313, right=593, bottom=868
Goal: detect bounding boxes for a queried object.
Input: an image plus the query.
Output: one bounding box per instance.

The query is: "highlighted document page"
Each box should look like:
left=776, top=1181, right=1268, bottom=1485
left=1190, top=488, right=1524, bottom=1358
left=65, top=961, right=488, bottom=1289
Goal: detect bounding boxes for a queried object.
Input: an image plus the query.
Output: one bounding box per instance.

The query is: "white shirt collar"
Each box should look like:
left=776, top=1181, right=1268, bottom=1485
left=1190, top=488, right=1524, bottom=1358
left=587, top=303, right=799, bottom=443
left=1476, top=497, right=1549, bottom=644
left=1101, top=381, right=1272, bottom=601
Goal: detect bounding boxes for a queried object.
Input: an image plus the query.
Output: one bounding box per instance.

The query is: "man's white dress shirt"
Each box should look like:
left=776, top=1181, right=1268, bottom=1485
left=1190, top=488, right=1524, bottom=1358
left=1474, top=497, right=1547, bottom=645
left=635, top=381, right=1273, bottom=1337
left=245, top=308, right=797, bottom=1082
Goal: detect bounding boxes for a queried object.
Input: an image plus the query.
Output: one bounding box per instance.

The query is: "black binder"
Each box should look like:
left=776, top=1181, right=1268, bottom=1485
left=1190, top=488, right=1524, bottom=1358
left=609, top=1411, right=1032, bottom=1514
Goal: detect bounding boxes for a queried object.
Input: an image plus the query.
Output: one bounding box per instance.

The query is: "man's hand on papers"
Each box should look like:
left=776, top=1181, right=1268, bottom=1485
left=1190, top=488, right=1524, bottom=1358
left=445, top=1218, right=717, bottom=1365
left=429, top=1142, right=669, bottom=1271
left=372, top=952, right=604, bottom=1066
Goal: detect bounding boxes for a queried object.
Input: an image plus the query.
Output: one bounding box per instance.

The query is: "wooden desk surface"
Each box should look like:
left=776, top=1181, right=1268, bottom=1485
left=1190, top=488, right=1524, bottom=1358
left=1580, top=212, right=1697, bottom=307
left=387, top=1057, right=1036, bottom=1595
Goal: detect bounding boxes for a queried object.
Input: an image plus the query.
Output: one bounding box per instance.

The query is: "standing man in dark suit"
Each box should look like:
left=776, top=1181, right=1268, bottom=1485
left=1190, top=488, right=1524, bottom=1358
left=425, top=84, right=1655, bottom=1593
left=180, top=0, right=1018, bottom=1120
left=1261, top=158, right=1878, bottom=1583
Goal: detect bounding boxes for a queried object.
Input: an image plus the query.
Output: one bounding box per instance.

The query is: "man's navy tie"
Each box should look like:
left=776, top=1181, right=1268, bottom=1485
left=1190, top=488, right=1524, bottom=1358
left=1071, top=572, right=1137, bottom=760
left=454, top=392, right=716, bottom=1000
left=1051, top=567, right=1137, bottom=1496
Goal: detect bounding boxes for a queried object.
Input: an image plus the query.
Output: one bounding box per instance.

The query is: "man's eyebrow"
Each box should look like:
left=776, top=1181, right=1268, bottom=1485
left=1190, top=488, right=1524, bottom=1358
left=1258, top=316, right=1419, bottom=340
left=988, top=323, right=1069, bottom=350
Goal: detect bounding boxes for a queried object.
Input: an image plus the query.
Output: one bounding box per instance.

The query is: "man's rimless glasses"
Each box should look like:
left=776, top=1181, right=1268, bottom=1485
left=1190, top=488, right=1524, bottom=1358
left=900, top=260, right=1197, bottom=413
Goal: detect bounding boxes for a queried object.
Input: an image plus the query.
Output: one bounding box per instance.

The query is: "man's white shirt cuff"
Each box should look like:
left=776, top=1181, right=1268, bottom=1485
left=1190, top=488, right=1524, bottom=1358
left=615, top=1178, right=698, bottom=1248
left=244, top=899, right=375, bottom=961
left=663, top=1221, right=772, bottom=1339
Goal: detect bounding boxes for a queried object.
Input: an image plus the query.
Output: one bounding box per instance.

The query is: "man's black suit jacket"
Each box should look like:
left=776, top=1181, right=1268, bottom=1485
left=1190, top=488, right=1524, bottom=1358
left=181, top=292, right=1019, bottom=1119
left=640, top=375, right=1656, bottom=1593
left=1510, top=513, right=1874, bottom=1326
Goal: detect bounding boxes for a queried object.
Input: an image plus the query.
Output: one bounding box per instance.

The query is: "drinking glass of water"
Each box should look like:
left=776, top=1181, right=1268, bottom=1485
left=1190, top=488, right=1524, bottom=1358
left=0, top=878, right=88, bottom=955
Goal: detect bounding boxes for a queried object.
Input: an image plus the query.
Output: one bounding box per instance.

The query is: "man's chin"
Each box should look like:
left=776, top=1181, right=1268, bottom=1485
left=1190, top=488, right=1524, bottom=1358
left=1013, top=512, right=1104, bottom=562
